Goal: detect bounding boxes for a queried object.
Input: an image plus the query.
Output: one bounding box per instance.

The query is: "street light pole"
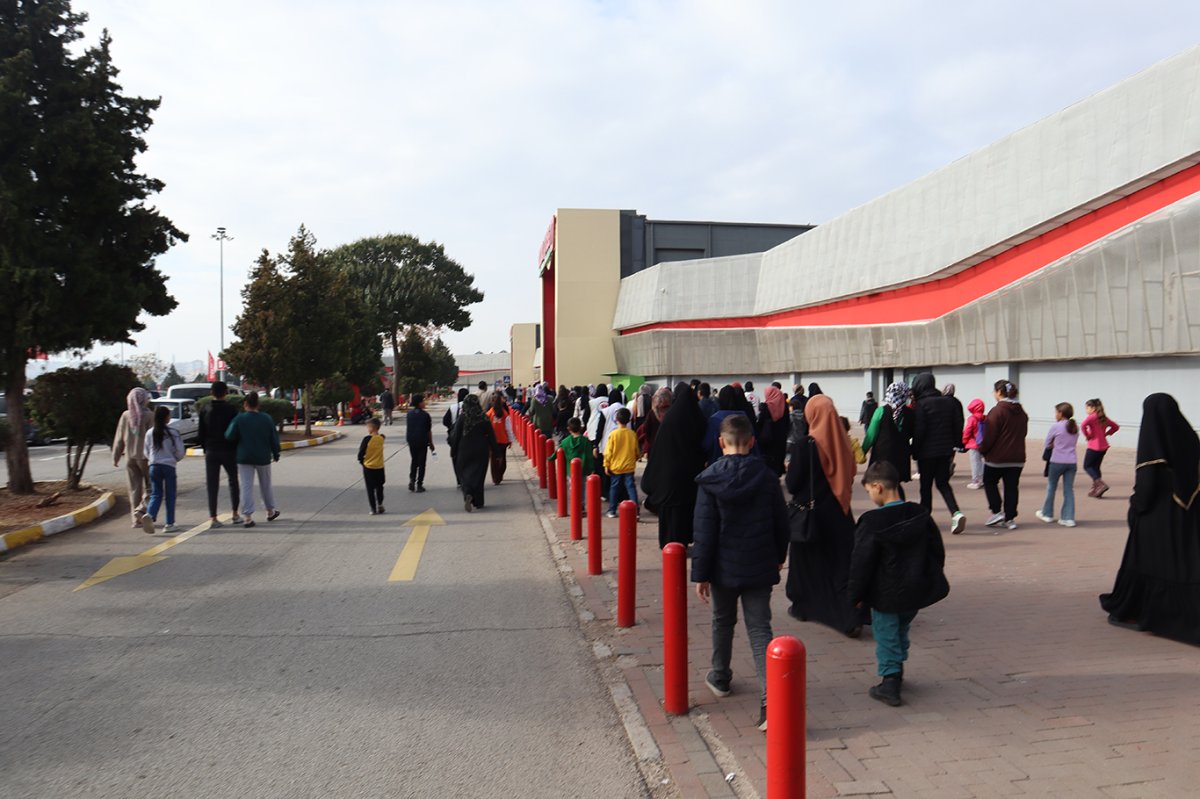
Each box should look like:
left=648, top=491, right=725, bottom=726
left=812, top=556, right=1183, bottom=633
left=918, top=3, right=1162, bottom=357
left=211, top=227, right=233, bottom=381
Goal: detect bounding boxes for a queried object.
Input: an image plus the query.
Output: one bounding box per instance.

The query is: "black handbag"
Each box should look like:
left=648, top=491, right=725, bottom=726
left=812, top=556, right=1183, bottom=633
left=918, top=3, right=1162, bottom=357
left=788, top=437, right=819, bottom=543
left=1042, top=445, right=1052, bottom=477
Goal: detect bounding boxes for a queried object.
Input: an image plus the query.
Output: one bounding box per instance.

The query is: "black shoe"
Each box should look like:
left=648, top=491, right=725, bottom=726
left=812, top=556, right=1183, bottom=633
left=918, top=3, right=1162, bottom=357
left=243, top=520, right=256, bottom=529
left=377, top=506, right=385, bottom=514
left=845, top=625, right=863, bottom=639
left=705, top=672, right=731, bottom=698
left=464, top=495, right=473, bottom=513
left=408, top=483, right=415, bottom=492
left=869, top=675, right=902, bottom=707
left=756, top=704, right=768, bottom=731
left=786, top=605, right=807, bottom=622
left=416, top=485, right=425, bottom=493
left=267, top=509, right=280, bottom=522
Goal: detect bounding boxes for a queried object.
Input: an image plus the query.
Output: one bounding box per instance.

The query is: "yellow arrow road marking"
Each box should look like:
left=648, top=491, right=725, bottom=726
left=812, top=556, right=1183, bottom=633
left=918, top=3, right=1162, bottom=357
left=74, top=515, right=229, bottom=591
left=388, top=508, right=446, bottom=583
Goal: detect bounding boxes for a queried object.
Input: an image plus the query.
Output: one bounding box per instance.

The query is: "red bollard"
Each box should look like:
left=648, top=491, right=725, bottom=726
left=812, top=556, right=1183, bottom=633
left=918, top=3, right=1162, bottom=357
left=538, top=435, right=549, bottom=489
left=766, top=636, right=807, bottom=799
left=586, top=474, right=601, bottom=547
left=528, top=427, right=537, bottom=467
left=555, top=449, right=567, bottom=516
left=662, top=541, right=688, bottom=715
left=569, top=458, right=583, bottom=541
left=616, top=500, right=637, bottom=615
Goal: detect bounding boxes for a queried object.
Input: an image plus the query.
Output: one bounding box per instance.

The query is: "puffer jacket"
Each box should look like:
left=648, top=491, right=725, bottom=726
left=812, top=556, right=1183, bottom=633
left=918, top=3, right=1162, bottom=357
left=962, top=399, right=986, bottom=450
left=691, top=454, right=789, bottom=590
left=910, top=374, right=964, bottom=460
left=979, top=399, right=1029, bottom=465
left=848, top=501, right=950, bottom=613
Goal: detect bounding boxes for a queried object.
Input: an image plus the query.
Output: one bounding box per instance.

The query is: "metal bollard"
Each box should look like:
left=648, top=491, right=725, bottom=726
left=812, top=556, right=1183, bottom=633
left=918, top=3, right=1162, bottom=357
left=570, top=458, right=583, bottom=540
left=766, top=636, right=807, bottom=799
left=616, top=499, right=636, bottom=619
left=662, top=541, right=688, bottom=715
left=586, top=474, right=601, bottom=548
left=555, top=449, right=567, bottom=516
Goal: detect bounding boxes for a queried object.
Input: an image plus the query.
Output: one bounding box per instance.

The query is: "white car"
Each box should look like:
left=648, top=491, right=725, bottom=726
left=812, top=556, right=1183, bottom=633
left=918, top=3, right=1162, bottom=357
left=150, top=398, right=199, bottom=444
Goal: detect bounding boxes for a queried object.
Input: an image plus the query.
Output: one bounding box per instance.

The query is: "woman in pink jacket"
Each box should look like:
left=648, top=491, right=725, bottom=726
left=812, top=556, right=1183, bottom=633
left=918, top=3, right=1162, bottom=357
left=1082, top=398, right=1120, bottom=498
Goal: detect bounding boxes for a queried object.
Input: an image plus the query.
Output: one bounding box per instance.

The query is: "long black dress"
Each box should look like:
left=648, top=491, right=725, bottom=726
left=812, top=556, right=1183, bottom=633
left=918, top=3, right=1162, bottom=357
left=785, top=436, right=868, bottom=634
left=642, top=383, right=707, bottom=548
left=757, top=404, right=791, bottom=477
left=451, top=416, right=496, bottom=509
left=1100, top=393, right=1200, bottom=644
left=870, top=406, right=914, bottom=483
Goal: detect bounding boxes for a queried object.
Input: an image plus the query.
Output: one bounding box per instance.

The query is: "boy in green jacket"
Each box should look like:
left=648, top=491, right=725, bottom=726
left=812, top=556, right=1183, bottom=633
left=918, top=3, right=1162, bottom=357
left=552, top=418, right=594, bottom=513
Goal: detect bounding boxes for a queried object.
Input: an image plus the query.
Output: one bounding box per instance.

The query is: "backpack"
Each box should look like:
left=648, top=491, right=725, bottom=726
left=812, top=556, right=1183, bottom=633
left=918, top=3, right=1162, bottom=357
left=974, top=418, right=986, bottom=446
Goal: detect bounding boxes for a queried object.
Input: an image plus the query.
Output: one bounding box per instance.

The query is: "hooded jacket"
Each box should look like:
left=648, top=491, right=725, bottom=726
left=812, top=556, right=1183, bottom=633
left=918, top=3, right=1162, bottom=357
left=910, top=374, right=964, bottom=460
left=848, top=501, right=949, bottom=613
left=979, top=399, right=1029, bottom=465
left=691, top=454, right=789, bottom=590
left=962, top=399, right=986, bottom=450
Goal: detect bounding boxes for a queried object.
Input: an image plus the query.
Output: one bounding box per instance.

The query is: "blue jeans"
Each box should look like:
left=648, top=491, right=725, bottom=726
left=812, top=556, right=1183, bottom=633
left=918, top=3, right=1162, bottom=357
left=1042, top=462, right=1076, bottom=522
left=147, top=464, right=177, bottom=525
left=608, top=472, right=638, bottom=514
left=872, top=609, right=917, bottom=677
left=710, top=583, right=774, bottom=705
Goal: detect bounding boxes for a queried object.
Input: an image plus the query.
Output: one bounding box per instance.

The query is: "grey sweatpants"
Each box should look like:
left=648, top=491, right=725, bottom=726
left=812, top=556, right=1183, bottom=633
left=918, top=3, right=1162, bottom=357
left=238, top=464, right=276, bottom=516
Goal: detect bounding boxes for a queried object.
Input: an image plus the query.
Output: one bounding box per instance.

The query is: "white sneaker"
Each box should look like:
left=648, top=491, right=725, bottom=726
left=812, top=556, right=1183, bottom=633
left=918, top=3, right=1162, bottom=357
left=966, top=482, right=982, bottom=490
left=1005, top=520, right=1019, bottom=530
left=1058, top=519, right=1077, bottom=528
left=1035, top=510, right=1055, bottom=524
left=985, top=512, right=1005, bottom=527
left=163, top=523, right=179, bottom=533
left=140, top=515, right=156, bottom=534
left=950, top=512, right=965, bottom=535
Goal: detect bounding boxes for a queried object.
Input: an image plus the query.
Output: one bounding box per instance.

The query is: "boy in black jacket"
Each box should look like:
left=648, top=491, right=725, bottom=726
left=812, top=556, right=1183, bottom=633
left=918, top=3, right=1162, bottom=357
left=849, top=462, right=950, bottom=707
left=692, top=414, right=789, bottom=731
left=405, top=394, right=435, bottom=492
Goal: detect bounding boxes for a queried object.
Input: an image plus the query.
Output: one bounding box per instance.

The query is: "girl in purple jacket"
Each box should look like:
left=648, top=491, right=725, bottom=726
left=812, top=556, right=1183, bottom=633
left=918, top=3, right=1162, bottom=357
left=1036, top=402, right=1080, bottom=527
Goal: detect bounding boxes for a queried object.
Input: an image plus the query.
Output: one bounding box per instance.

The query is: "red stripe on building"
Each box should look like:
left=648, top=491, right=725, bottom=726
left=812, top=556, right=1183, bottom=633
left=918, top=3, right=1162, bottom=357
left=622, top=163, right=1200, bottom=334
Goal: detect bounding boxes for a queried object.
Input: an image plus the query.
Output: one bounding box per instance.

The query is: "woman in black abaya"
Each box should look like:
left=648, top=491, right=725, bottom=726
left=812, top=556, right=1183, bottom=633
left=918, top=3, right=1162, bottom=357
left=786, top=394, right=869, bottom=636
left=1100, top=393, right=1200, bottom=644
left=451, top=395, right=496, bottom=512
left=641, top=382, right=707, bottom=548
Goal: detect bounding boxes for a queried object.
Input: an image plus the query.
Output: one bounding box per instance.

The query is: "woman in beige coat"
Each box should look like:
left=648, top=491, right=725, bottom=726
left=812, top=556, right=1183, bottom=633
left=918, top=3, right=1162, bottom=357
left=112, top=387, right=154, bottom=527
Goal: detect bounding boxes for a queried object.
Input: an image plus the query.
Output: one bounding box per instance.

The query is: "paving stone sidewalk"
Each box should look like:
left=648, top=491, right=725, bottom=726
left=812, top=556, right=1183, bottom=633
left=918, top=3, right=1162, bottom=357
left=523, top=439, right=1200, bottom=798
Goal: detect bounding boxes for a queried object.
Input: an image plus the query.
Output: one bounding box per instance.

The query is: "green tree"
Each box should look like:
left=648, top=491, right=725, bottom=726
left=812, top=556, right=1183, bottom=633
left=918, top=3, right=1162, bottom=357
left=161, top=364, right=186, bottom=389
left=0, top=4, right=185, bottom=492
left=329, top=234, right=482, bottom=378
left=392, top=328, right=431, bottom=394
left=428, top=338, right=459, bottom=389
left=29, top=362, right=137, bottom=490
left=224, top=227, right=381, bottom=436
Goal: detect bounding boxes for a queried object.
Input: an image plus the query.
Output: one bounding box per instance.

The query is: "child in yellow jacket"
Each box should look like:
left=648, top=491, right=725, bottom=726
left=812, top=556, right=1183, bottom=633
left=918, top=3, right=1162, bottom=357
left=604, top=408, right=639, bottom=518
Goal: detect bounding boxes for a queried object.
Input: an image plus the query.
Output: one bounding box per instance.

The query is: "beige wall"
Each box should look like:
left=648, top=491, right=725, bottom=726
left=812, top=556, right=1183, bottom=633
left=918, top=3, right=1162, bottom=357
left=509, top=323, right=540, bottom=387
left=552, top=208, right=621, bottom=388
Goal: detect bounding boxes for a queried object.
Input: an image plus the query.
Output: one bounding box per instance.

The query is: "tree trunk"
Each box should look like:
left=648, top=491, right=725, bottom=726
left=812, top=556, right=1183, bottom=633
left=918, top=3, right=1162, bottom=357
left=5, top=358, right=34, bottom=493
left=303, top=381, right=312, bottom=438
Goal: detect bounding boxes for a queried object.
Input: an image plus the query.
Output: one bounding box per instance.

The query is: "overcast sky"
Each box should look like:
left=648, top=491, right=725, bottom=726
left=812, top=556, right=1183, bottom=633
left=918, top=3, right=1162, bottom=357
left=70, top=0, right=1200, bottom=370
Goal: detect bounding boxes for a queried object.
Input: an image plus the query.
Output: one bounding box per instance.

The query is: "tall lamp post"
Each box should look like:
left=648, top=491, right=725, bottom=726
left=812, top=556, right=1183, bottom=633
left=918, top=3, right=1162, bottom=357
left=211, top=227, right=233, bottom=381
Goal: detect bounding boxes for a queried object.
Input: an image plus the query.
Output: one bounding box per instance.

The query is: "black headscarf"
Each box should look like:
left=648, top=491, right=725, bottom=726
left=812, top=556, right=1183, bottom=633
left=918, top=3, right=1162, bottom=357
left=717, top=385, right=740, bottom=411
left=642, top=382, right=707, bottom=507
left=807, top=382, right=823, bottom=396
left=1137, top=393, right=1199, bottom=509
left=911, top=373, right=939, bottom=400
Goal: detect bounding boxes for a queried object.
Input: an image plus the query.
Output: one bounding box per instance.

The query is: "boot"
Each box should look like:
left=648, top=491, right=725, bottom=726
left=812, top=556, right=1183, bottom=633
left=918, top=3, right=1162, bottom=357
left=1095, top=480, right=1110, bottom=498
left=1087, top=479, right=1101, bottom=498
left=869, top=675, right=902, bottom=707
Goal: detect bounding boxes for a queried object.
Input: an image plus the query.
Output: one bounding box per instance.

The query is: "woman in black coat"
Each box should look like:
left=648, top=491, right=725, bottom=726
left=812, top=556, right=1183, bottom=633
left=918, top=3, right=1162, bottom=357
left=1100, top=393, right=1200, bottom=643
left=451, top=395, right=496, bottom=512
left=641, top=383, right=707, bottom=548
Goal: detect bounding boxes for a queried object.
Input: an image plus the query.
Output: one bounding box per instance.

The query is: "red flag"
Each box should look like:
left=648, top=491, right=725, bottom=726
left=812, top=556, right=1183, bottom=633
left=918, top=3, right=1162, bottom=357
left=217, top=358, right=226, bottom=371
left=207, top=352, right=215, bottom=381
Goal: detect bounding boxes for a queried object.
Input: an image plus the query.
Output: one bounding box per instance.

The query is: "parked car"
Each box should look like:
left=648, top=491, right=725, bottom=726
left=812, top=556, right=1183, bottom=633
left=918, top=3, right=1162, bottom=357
left=166, top=383, right=243, bottom=402
left=150, top=398, right=199, bottom=444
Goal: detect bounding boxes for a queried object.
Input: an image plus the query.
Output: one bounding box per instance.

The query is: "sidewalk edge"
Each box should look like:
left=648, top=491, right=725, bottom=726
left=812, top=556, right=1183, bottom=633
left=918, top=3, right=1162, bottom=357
left=0, top=489, right=117, bottom=555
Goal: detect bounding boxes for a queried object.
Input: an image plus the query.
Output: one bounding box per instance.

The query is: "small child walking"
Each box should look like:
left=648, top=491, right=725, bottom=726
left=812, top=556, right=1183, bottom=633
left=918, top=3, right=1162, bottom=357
left=142, top=404, right=186, bottom=534
left=1081, top=398, right=1120, bottom=498
left=604, top=407, right=639, bottom=517
left=842, top=416, right=866, bottom=465
left=849, top=462, right=950, bottom=707
left=358, top=417, right=387, bottom=514
left=405, top=393, right=435, bottom=492
left=554, top=418, right=595, bottom=514
left=962, top=398, right=986, bottom=489
left=692, top=414, right=789, bottom=731
left=1036, top=402, right=1080, bottom=527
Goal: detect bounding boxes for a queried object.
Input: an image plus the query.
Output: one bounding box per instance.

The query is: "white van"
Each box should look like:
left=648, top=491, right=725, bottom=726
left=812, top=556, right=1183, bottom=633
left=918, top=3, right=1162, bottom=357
left=166, top=383, right=243, bottom=402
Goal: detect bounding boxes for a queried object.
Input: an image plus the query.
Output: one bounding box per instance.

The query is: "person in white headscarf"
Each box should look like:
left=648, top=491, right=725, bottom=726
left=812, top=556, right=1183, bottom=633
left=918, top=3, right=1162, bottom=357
left=112, top=387, right=154, bottom=527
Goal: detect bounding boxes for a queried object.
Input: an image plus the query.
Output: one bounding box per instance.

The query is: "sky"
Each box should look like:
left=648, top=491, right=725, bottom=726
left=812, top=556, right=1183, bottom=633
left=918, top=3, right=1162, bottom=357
left=66, top=0, right=1200, bottom=370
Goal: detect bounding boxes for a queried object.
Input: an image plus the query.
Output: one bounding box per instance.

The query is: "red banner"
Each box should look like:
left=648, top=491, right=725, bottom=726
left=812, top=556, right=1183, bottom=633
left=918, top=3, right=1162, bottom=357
left=207, top=352, right=215, bottom=381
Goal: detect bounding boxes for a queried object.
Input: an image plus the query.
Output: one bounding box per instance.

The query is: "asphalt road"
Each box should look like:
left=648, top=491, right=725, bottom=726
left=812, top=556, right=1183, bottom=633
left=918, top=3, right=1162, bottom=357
left=0, top=420, right=648, bottom=798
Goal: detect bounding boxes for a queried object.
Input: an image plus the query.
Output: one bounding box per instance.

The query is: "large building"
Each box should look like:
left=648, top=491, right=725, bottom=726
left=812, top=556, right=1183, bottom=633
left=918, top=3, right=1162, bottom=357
left=600, top=46, right=1200, bottom=435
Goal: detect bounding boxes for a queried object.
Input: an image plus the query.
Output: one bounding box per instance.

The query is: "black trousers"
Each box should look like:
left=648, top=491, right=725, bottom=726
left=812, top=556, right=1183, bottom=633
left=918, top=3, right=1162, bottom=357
left=917, top=455, right=960, bottom=515
left=409, top=448, right=427, bottom=487
left=983, top=465, right=1023, bottom=521
left=1083, top=449, right=1106, bottom=480
left=205, top=450, right=240, bottom=517
left=363, top=467, right=385, bottom=510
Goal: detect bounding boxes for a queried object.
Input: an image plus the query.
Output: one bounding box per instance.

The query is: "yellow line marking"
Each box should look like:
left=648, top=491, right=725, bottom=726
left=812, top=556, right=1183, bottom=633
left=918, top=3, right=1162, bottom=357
left=74, top=514, right=231, bottom=591
left=388, top=508, right=446, bottom=583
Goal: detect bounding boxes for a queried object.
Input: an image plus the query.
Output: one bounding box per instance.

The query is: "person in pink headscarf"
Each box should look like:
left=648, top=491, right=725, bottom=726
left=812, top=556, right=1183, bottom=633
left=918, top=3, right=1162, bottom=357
left=756, top=385, right=791, bottom=476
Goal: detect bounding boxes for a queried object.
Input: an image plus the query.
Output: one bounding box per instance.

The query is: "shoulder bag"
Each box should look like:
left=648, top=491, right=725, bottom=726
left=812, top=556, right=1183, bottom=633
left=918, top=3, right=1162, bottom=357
left=788, top=437, right=820, bottom=543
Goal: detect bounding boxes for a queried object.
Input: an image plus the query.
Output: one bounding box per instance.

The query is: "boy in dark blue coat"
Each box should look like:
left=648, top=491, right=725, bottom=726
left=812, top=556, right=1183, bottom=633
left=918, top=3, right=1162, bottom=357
left=692, top=414, right=789, bottom=731
left=849, top=461, right=950, bottom=707
left=405, top=394, right=435, bottom=492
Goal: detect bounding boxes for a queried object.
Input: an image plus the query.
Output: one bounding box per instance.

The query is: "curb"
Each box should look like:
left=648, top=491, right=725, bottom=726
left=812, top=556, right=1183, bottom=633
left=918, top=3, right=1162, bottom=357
left=0, top=489, right=117, bottom=555
left=186, top=430, right=344, bottom=457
